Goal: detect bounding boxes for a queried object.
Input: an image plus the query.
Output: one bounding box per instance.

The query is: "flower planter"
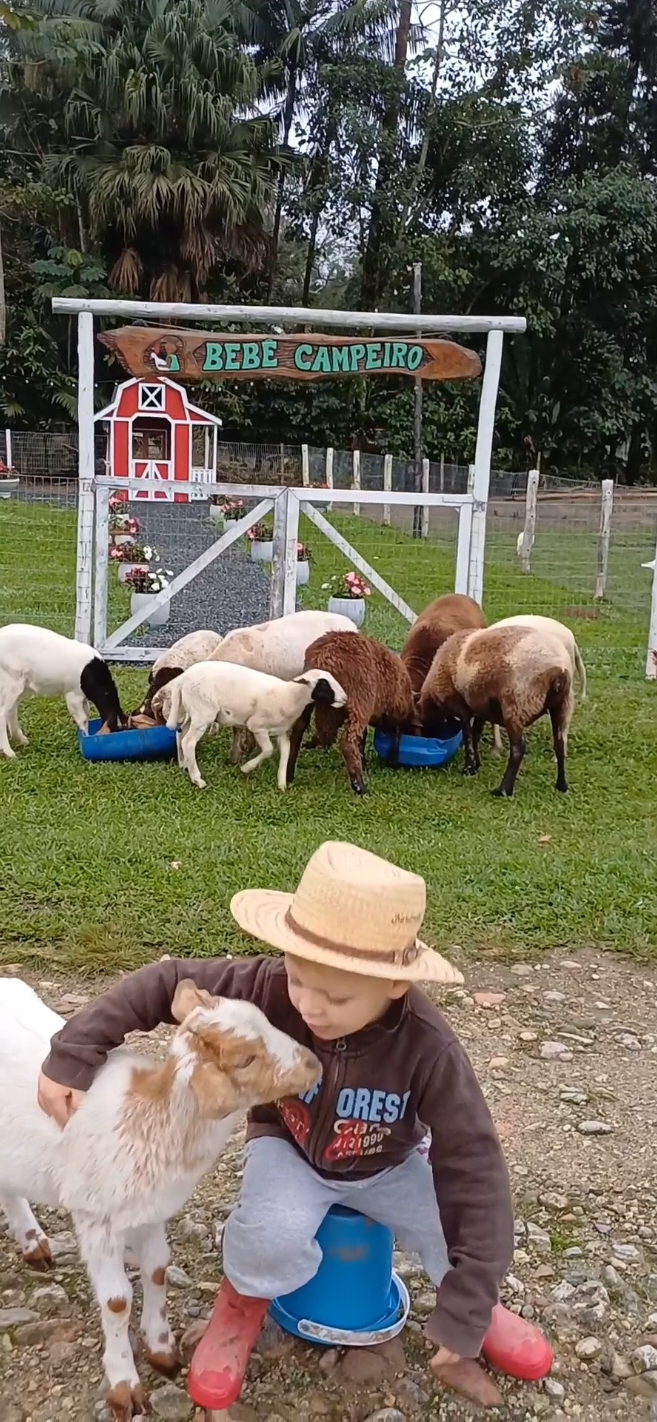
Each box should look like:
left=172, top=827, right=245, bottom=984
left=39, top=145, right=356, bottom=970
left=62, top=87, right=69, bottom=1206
left=112, top=532, right=134, bottom=548
left=209, top=505, right=225, bottom=526
left=0, top=477, right=20, bottom=499
left=130, top=592, right=170, bottom=628
left=328, top=595, right=366, bottom=628
left=118, top=561, right=148, bottom=584
left=251, top=539, right=274, bottom=563
left=296, top=560, right=310, bottom=587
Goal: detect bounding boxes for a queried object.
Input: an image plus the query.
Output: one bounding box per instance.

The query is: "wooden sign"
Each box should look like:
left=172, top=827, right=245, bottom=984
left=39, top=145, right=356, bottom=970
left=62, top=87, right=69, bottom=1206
left=99, top=327, right=482, bottom=383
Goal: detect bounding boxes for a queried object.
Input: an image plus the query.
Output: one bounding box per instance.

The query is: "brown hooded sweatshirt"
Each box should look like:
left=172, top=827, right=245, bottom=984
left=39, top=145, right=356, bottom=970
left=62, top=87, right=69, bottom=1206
left=42, top=954, right=514, bottom=1358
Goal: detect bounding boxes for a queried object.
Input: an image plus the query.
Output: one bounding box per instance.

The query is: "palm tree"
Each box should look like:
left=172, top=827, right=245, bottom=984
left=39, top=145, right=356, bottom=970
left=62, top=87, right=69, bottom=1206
left=6, top=0, right=280, bottom=299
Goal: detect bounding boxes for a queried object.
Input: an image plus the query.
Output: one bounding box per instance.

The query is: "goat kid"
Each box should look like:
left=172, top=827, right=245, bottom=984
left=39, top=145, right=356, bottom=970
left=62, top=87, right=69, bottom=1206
left=0, top=977, right=319, bottom=1421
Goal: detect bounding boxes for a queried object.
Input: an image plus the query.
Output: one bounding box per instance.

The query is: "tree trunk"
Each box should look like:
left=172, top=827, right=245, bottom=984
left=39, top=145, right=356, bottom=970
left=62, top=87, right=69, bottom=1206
left=360, top=0, right=412, bottom=310
left=0, top=224, right=6, bottom=347
left=266, top=67, right=298, bottom=301
left=301, top=115, right=337, bottom=306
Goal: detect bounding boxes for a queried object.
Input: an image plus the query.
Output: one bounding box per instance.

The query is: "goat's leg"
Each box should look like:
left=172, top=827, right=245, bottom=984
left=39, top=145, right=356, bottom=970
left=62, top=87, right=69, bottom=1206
left=461, top=716, right=478, bottom=777
left=127, top=1222, right=179, bottom=1377
left=286, top=704, right=313, bottom=785
left=339, top=715, right=368, bottom=795
left=493, top=728, right=526, bottom=798
left=0, top=1191, right=51, bottom=1269
left=180, top=721, right=208, bottom=789
left=65, top=688, right=89, bottom=734
left=0, top=709, right=16, bottom=759
left=74, top=1213, right=146, bottom=1420
left=240, top=729, right=274, bottom=777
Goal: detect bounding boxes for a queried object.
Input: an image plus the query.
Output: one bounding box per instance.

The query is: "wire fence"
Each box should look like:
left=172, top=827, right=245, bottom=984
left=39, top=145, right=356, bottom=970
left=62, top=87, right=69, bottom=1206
left=1, top=435, right=655, bottom=661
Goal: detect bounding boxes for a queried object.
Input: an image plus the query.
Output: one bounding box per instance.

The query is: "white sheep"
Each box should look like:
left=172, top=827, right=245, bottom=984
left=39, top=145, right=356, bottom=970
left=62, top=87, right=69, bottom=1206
left=0, top=976, right=319, bottom=1420
left=0, top=623, right=125, bottom=757
left=492, top=615, right=587, bottom=701
left=166, top=662, right=347, bottom=789
left=137, top=629, right=223, bottom=717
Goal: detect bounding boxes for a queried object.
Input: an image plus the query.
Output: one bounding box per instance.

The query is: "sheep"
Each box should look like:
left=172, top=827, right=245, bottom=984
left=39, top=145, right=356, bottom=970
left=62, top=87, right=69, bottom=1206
left=0, top=623, right=126, bottom=757
left=0, top=976, right=319, bottom=1420
left=418, top=624, right=574, bottom=798
left=400, top=593, right=503, bottom=753
left=137, top=629, right=223, bottom=717
left=286, top=631, right=417, bottom=796
left=166, top=662, right=347, bottom=790
left=491, top=614, right=587, bottom=701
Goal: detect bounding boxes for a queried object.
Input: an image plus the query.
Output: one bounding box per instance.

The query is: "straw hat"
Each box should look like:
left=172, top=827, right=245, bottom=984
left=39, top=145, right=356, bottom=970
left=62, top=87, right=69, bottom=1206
left=231, top=841, right=464, bottom=985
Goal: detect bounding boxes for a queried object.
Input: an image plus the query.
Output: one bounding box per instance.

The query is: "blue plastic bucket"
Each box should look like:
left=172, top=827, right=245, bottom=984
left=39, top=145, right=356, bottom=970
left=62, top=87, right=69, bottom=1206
left=374, top=726, right=463, bottom=768
left=78, top=718, right=177, bottom=763
left=270, top=1206, right=409, bottom=1346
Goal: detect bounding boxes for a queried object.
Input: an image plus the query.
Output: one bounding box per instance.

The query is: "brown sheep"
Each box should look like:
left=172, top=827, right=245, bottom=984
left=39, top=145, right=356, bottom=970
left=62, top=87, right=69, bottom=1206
left=418, top=625, right=574, bottom=798
left=401, top=593, right=488, bottom=693
left=286, top=632, right=416, bottom=795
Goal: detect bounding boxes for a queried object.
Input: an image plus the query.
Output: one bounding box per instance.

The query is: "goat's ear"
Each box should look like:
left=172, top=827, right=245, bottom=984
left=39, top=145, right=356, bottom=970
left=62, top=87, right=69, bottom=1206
left=172, top=979, right=216, bottom=1024
left=190, top=1061, right=240, bottom=1118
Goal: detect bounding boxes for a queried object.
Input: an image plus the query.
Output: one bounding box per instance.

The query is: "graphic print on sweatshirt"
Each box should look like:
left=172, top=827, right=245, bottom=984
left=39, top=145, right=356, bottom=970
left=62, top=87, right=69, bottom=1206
left=277, top=1074, right=412, bottom=1160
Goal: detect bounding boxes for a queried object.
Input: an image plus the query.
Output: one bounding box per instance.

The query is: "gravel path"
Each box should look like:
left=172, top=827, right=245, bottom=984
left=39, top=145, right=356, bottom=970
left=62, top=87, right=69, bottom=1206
left=2, top=949, right=657, bottom=1421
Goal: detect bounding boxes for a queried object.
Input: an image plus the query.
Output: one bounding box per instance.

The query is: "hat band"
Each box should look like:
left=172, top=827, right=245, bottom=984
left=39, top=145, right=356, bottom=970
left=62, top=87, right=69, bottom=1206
left=284, top=909, right=421, bottom=969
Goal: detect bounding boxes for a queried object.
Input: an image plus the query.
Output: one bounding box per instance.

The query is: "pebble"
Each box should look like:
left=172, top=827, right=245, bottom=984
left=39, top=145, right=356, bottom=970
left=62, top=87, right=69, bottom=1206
left=540, top=1042, right=573, bottom=1061
left=543, top=991, right=566, bottom=1003
left=540, top=1192, right=569, bottom=1210
left=603, top=1266, right=623, bottom=1289
left=545, top=1378, right=565, bottom=1398
left=0, top=1307, right=39, bottom=1329
left=577, top=1120, right=612, bottom=1135
left=519, top=1029, right=538, bottom=1042
left=412, top=1290, right=435, bottom=1314
left=473, top=991, right=506, bottom=1008
left=575, top=1336, right=602, bottom=1360
left=511, top=964, right=534, bottom=975
left=254, top=1315, right=294, bottom=1359
left=165, top=1264, right=193, bottom=1289
left=632, top=1345, right=657, bottom=1373
left=30, top=1284, right=69, bottom=1315
left=609, top=1351, right=633, bottom=1381
left=551, top=1281, right=576, bottom=1302
left=48, top=1231, right=77, bottom=1258
left=14, top=1318, right=83, bottom=1346
left=363, top=1412, right=405, bottom=1422
left=489, top=1056, right=509, bottom=1070
left=560, top=1090, right=588, bottom=1105
left=527, top=1223, right=552, bottom=1251
left=564, top=1247, right=583, bottom=1259
left=625, top=1371, right=657, bottom=1399
left=3, top=1408, right=24, bottom=1422
left=612, top=1243, right=640, bottom=1262
left=618, top=1034, right=641, bottom=1050
left=176, top=1217, right=210, bottom=1244
left=150, top=1382, right=194, bottom=1420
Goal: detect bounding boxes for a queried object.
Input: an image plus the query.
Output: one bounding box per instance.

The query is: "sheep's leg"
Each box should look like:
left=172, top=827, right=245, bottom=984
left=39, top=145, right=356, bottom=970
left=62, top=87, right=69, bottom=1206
left=471, top=717, right=486, bottom=771
left=241, top=729, right=274, bottom=777
left=8, top=700, right=29, bottom=746
left=461, top=717, right=478, bottom=777
left=276, top=731, right=291, bottom=792
left=65, top=688, right=89, bottom=734
left=549, top=703, right=570, bottom=794
left=74, top=1212, right=146, bottom=1420
left=180, top=721, right=208, bottom=789
left=0, top=709, right=16, bottom=759
left=127, top=1222, right=179, bottom=1377
left=0, top=1191, right=51, bottom=1269
left=339, top=716, right=368, bottom=795
left=229, top=727, right=255, bottom=764
left=493, top=731, right=525, bottom=798
left=285, top=705, right=313, bottom=785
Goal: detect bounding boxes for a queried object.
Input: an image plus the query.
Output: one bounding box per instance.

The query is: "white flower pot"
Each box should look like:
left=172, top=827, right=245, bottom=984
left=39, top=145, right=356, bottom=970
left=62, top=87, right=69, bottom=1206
left=112, top=532, right=134, bottom=547
left=0, top=477, right=19, bottom=499
left=209, top=505, right=225, bottom=526
left=328, top=595, right=366, bottom=627
left=251, top=540, right=274, bottom=563
left=296, top=560, right=310, bottom=586
left=130, top=592, right=170, bottom=627
left=118, top=561, right=148, bottom=583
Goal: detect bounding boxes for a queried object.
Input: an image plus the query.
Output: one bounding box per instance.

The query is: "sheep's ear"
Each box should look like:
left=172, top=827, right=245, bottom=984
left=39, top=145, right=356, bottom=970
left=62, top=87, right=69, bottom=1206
left=172, top=979, right=216, bottom=1024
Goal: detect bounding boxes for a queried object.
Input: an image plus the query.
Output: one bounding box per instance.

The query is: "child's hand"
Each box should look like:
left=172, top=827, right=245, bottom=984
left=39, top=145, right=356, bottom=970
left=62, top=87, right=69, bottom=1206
left=37, top=1071, right=85, bottom=1129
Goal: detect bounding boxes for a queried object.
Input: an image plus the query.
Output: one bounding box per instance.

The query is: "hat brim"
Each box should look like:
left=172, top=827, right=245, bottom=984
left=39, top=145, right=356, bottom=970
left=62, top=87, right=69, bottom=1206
left=230, top=889, right=464, bottom=986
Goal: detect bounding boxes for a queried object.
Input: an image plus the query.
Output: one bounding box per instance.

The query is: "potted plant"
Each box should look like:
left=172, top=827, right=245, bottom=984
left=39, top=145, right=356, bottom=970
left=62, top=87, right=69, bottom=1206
left=124, top=566, right=173, bottom=627
left=296, top=542, right=311, bottom=586
left=111, top=540, right=159, bottom=583
left=0, top=460, right=19, bottom=499
left=219, top=496, right=245, bottom=523
left=322, top=570, right=371, bottom=627
left=110, top=511, right=141, bottom=547
left=209, top=494, right=228, bottom=526
left=247, top=520, right=274, bottom=563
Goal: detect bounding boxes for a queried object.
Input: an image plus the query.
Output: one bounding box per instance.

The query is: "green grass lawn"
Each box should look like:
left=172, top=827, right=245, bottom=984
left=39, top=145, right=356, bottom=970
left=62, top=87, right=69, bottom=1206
left=1, top=494, right=656, bottom=974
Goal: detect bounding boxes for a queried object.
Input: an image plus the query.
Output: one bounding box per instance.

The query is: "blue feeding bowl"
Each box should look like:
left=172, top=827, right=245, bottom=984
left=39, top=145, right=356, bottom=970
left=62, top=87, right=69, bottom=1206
left=270, top=1206, right=409, bottom=1347
left=78, top=718, right=178, bottom=763
left=374, top=724, right=463, bottom=768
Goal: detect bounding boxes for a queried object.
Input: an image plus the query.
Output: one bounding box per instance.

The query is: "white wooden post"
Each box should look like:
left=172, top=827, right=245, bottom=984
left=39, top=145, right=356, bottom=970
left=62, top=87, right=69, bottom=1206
left=93, top=484, right=110, bottom=649
left=646, top=537, right=657, bottom=679
left=595, top=479, right=614, bottom=600
left=467, top=329, right=504, bottom=605
left=75, top=311, right=96, bottom=643
left=383, top=454, right=392, bottom=526
left=301, top=444, right=310, bottom=487
left=421, top=457, right=430, bottom=539
left=439, top=453, right=445, bottom=492
left=352, top=449, right=361, bottom=516
left=4, top=429, right=12, bottom=468
left=455, top=501, right=474, bottom=595
left=518, top=468, right=539, bottom=574
left=283, top=489, right=300, bottom=616
left=325, top=446, right=334, bottom=512
left=467, top=463, right=475, bottom=493
left=269, top=489, right=288, bottom=618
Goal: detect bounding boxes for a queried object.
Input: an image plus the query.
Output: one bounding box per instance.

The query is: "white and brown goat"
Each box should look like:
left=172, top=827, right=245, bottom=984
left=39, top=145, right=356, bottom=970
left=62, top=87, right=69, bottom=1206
left=0, top=978, right=319, bottom=1420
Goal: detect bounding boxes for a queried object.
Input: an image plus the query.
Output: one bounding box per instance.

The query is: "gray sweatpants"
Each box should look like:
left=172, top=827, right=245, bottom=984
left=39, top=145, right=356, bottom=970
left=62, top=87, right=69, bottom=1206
left=222, top=1135, right=450, bottom=1299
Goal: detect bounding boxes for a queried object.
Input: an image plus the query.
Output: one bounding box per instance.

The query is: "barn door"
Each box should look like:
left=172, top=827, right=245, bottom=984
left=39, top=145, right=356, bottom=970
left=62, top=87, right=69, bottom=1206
left=132, top=459, right=174, bottom=500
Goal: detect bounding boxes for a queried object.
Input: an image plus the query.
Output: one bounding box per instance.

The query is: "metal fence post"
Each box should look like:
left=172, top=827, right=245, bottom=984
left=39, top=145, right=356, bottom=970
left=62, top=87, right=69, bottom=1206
left=93, top=484, right=110, bottom=650
left=467, top=329, right=504, bottom=605
left=383, top=454, right=392, bottom=527
left=352, top=449, right=361, bottom=517
left=421, top=457, right=430, bottom=539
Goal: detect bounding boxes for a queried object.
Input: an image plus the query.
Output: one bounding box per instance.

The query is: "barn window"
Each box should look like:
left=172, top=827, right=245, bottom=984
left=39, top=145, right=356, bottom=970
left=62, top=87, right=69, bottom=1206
left=138, top=384, right=166, bottom=412
left=132, top=418, right=170, bottom=461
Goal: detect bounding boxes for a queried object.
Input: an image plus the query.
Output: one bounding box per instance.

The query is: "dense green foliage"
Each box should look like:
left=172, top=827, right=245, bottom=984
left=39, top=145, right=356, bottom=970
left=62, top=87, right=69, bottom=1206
left=1, top=0, right=657, bottom=476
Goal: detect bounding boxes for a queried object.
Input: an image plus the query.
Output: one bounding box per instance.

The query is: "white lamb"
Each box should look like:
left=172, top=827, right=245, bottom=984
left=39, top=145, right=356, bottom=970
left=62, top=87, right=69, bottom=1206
left=166, top=662, right=347, bottom=789
left=0, top=976, right=319, bottom=1420
left=137, top=629, right=223, bottom=717
left=492, top=615, right=587, bottom=700
left=0, top=623, right=126, bottom=756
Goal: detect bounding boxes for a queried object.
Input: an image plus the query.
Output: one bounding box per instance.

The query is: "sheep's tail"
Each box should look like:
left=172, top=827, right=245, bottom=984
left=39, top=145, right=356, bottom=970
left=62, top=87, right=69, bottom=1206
left=166, top=680, right=183, bottom=730
left=574, top=643, right=587, bottom=701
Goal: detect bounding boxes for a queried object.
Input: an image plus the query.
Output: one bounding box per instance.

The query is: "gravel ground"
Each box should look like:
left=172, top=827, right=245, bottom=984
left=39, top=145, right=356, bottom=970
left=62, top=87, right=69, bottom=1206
left=2, top=948, right=657, bottom=1422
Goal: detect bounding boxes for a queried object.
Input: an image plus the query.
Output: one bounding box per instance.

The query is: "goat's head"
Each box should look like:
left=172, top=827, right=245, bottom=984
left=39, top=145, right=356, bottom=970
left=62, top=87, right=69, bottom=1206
left=294, top=669, right=347, bottom=709
left=136, top=665, right=182, bottom=719
left=170, top=980, right=321, bottom=1119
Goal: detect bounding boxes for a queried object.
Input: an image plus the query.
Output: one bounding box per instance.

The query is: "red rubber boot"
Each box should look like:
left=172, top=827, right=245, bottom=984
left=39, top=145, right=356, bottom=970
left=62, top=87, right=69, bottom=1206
left=481, top=1302, right=554, bottom=1381
left=187, top=1279, right=271, bottom=1411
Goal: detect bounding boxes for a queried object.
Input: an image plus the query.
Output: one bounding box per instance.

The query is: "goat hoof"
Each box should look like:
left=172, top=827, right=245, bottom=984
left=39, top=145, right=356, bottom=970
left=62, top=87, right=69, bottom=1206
left=143, top=1339, right=181, bottom=1378
left=106, top=1380, right=151, bottom=1420
left=22, top=1236, right=52, bottom=1271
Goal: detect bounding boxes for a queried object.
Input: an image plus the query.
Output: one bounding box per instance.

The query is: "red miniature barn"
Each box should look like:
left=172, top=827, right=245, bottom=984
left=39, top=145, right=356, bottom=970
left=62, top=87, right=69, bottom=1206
left=95, top=377, right=222, bottom=502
